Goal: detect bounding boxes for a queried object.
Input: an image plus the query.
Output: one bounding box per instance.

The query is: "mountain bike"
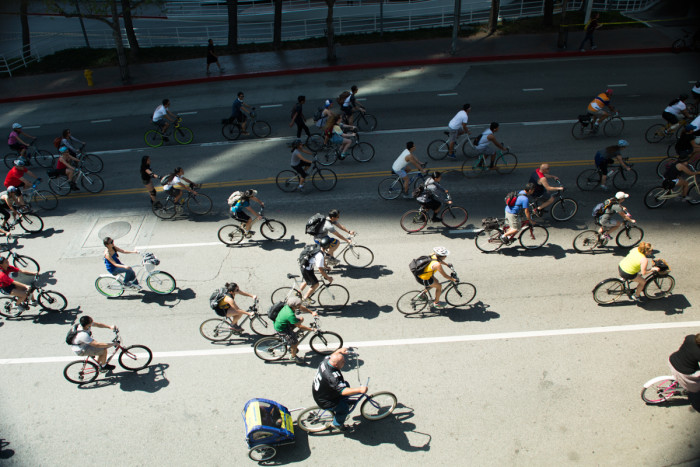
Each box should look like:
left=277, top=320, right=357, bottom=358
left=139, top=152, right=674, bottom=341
left=145, top=116, right=194, bottom=147
left=592, top=259, right=674, bottom=304
left=378, top=167, right=428, bottom=200
left=63, top=329, right=153, bottom=384
left=4, top=210, right=43, bottom=235
left=572, top=220, right=643, bottom=253
left=276, top=159, right=337, bottom=192
left=3, top=140, right=53, bottom=168
left=0, top=276, right=67, bottom=318
left=152, top=183, right=213, bottom=219
left=571, top=112, right=624, bottom=139
left=48, top=164, right=104, bottom=195
left=253, top=316, right=343, bottom=361
left=0, top=236, right=40, bottom=274
left=396, top=266, right=476, bottom=315
left=400, top=195, right=468, bottom=232
left=461, top=147, right=518, bottom=177
left=530, top=182, right=578, bottom=221
left=643, top=175, right=700, bottom=208
left=270, top=273, right=349, bottom=312
left=217, top=207, right=286, bottom=245
left=94, top=252, right=176, bottom=297
left=332, top=234, right=374, bottom=269
left=19, top=178, right=58, bottom=211
left=641, top=374, right=689, bottom=404
left=576, top=160, right=637, bottom=191
left=200, top=298, right=275, bottom=340
left=427, top=131, right=474, bottom=160
left=316, top=131, right=374, bottom=165
left=221, top=108, right=271, bottom=140
left=475, top=217, right=549, bottom=252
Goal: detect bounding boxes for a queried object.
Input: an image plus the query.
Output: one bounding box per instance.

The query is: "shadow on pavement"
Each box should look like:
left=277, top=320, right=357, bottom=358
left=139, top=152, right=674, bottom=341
left=326, top=299, right=392, bottom=319
left=264, top=428, right=311, bottom=464
left=333, top=264, right=393, bottom=280
left=258, top=235, right=305, bottom=252
left=344, top=404, right=432, bottom=452
left=76, top=363, right=170, bottom=393
left=32, top=306, right=82, bottom=325
left=498, top=242, right=567, bottom=259
left=637, top=294, right=691, bottom=315
left=0, top=438, right=14, bottom=460
left=102, top=287, right=196, bottom=307
left=400, top=300, right=499, bottom=323
left=28, top=227, right=64, bottom=239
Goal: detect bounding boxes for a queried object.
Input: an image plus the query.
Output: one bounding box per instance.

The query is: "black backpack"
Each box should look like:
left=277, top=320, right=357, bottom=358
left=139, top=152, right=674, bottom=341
left=312, top=106, right=324, bottom=122
left=505, top=191, right=519, bottom=208
left=209, top=288, right=228, bottom=310
left=65, top=323, right=83, bottom=345
left=298, top=244, right=322, bottom=268
left=409, top=255, right=433, bottom=276
left=305, top=213, right=326, bottom=235
left=268, top=301, right=285, bottom=321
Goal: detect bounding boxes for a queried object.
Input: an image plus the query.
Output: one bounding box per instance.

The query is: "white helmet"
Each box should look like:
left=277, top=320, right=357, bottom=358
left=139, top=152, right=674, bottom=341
left=433, top=246, right=450, bottom=257
left=11, top=123, right=21, bottom=130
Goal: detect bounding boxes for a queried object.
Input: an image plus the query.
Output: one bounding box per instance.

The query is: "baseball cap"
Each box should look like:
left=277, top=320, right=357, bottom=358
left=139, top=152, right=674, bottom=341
left=615, top=192, right=629, bottom=200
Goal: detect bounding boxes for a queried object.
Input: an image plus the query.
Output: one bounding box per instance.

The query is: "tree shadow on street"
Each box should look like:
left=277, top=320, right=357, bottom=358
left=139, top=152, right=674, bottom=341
left=75, top=363, right=170, bottom=393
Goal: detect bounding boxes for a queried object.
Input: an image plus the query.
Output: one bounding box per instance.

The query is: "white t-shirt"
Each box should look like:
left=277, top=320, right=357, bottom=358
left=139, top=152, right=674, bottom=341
left=692, top=83, right=700, bottom=94
left=476, top=128, right=493, bottom=151
left=313, top=220, right=336, bottom=242
left=70, top=328, right=94, bottom=353
left=306, top=251, right=325, bottom=270
left=392, top=149, right=412, bottom=172
left=664, top=101, right=686, bottom=118
left=343, top=92, right=353, bottom=108
left=153, top=105, right=167, bottom=122
left=448, top=110, right=468, bottom=130
left=164, top=175, right=182, bottom=191
left=690, top=115, right=700, bottom=132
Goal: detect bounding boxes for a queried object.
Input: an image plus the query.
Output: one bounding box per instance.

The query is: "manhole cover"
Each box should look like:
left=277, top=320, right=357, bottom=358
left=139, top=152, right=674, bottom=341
left=97, top=221, right=132, bottom=241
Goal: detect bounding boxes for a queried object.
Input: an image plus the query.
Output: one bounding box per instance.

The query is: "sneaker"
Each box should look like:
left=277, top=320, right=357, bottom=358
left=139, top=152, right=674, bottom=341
left=244, top=230, right=255, bottom=238
left=500, top=234, right=509, bottom=243
left=599, top=185, right=608, bottom=190
left=431, top=216, right=441, bottom=223
left=332, top=423, right=353, bottom=432
left=101, top=363, right=116, bottom=372
left=432, top=301, right=447, bottom=309
left=297, top=185, right=304, bottom=192
left=402, top=192, right=413, bottom=199
left=231, top=324, right=244, bottom=334
left=682, top=196, right=692, bottom=202
left=447, top=152, right=456, bottom=159
left=292, top=356, right=305, bottom=365
left=630, top=294, right=644, bottom=303
left=327, top=257, right=340, bottom=266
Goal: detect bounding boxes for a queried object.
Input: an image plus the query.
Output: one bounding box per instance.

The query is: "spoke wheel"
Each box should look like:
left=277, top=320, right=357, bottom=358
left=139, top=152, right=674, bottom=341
left=64, top=360, right=99, bottom=384
left=38, top=290, right=68, bottom=312
left=573, top=230, right=600, bottom=252
left=305, top=133, right=324, bottom=152
left=19, top=213, right=44, bottom=233
left=248, top=445, right=276, bottom=462
left=519, top=225, right=549, bottom=249
left=576, top=169, right=601, bottom=191
left=297, top=406, right=334, bottom=433
left=427, top=139, right=448, bottom=160
left=80, top=154, right=103, bottom=173
left=312, top=169, right=337, bottom=191
left=253, top=336, right=287, bottom=361
left=317, top=149, right=338, bottom=166
left=27, top=190, right=58, bottom=211
left=0, top=297, right=23, bottom=318
left=187, top=193, right=212, bottom=215
left=643, top=187, right=668, bottom=209
left=604, top=117, right=624, bottom=137
left=361, top=392, right=397, bottom=420
left=144, top=130, right=164, bottom=148
left=440, top=206, right=468, bottom=228
left=656, top=158, right=678, bottom=178
left=355, top=113, right=377, bottom=132
left=174, top=126, right=194, bottom=145
left=400, top=210, right=427, bottom=233
left=260, top=220, right=287, bottom=240
left=153, top=199, right=177, bottom=219
left=318, top=284, right=349, bottom=311
left=249, top=314, right=276, bottom=336
left=221, top=123, right=241, bottom=141
left=309, top=331, right=343, bottom=354
left=550, top=198, right=578, bottom=221
left=276, top=170, right=300, bottom=192
left=644, top=275, right=675, bottom=300
left=12, top=254, right=40, bottom=274
left=494, top=152, right=517, bottom=174
left=378, top=177, right=403, bottom=200
left=4, top=153, right=20, bottom=169
left=146, top=271, right=176, bottom=294
left=475, top=229, right=503, bottom=253
left=444, top=282, right=477, bottom=307
left=48, top=176, right=70, bottom=196
left=217, top=224, right=244, bottom=245
left=80, top=173, right=104, bottom=193
left=644, top=123, right=667, bottom=143
left=396, top=290, right=430, bottom=315
left=592, top=278, right=625, bottom=304
left=252, top=120, right=272, bottom=138
left=571, top=121, right=588, bottom=140
left=34, top=150, right=55, bottom=168
left=612, top=168, right=638, bottom=190
left=270, top=287, right=299, bottom=305
left=641, top=379, right=678, bottom=404
left=615, top=226, right=644, bottom=248
left=95, top=276, right=124, bottom=297
left=351, top=142, right=375, bottom=162
left=200, top=318, right=233, bottom=341
left=462, top=158, right=486, bottom=178
left=343, top=245, right=374, bottom=268
left=687, top=184, right=700, bottom=204
left=119, top=345, right=153, bottom=370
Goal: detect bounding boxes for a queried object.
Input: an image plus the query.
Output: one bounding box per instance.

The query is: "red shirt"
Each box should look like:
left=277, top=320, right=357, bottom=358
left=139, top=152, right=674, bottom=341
left=4, top=167, right=27, bottom=188
left=0, top=266, right=19, bottom=288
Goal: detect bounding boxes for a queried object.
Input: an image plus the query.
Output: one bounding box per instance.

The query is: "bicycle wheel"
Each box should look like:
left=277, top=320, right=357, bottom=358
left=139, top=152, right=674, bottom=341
left=396, top=290, right=430, bottom=315
left=153, top=199, right=177, bottom=219
left=444, top=282, right=477, bottom=307
left=119, top=345, right=153, bottom=370
left=644, top=275, right=675, bottom=300
left=672, top=38, right=687, bottom=52
left=361, top=392, right=397, bottom=420
left=643, top=187, right=668, bottom=209
left=270, top=287, right=299, bottom=305
left=355, top=113, right=377, bottom=132
left=616, top=226, right=644, bottom=248
left=0, top=297, right=22, bottom=318
left=38, top=290, right=67, bottom=312
left=276, top=170, right=300, bottom=192
left=249, top=314, right=276, bottom=337
left=19, top=213, right=44, bottom=233
left=573, top=230, right=600, bottom=252
left=248, top=445, right=276, bottom=462
left=318, top=284, right=349, bottom=311
left=252, top=120, right=272, bottom=138
left=576, top=169, right=601, bottom=191
left=310, top=331, right=343, bottom=355
left=427, top=139, right=449, bottom=160
left=592, top=278, right=625, bottom=304
left=519, top=225, right=549, bottom=249
left=312, top=169, right=337, bottom=191
left=378, top=177, right=403, bottom=200
left=440, top=206, right=468, bottom=228
left=656, top=158, right=677, bottom=178
left=80, top=173, right=104, bottom=193
left=462, top=159, right=486, bottom=178
left=144, top=129, right=164, bottom=148
left=217, top=224, right=244, bottom=245
left=221, top=123, right=241, bottom=141
left=200, top=318, right=234, bottom=341
left=687, top=184, right=700, bottom=204
left=613, top=168, right=638, bottom=190
left=94, top=276, right=124, bottom=298
left=343, top=245, right=374, bottom=268
left=475, top=229, right=503, bottom=253
left=550, top=198, right=577, bottom=221
left=400, top=210, right=427, bottom=233
left=63, top=360, right=99, bottom=384
left=297, top=406, right=334, bottom=433
left=645, top=123, right=668, bottom=143
left=604, top=117, right=624, bottom=137
left=642, top=378, right=678, bottom=404
left=305, top=133, right=324, bottom=152
left=146, top=271, right=176, bottom=294
left=3, top=152, right=19, bottom=169
left=317, top=149, right=338, bottom=166
left=12, top=254, right=40, bottom=274
left=351, top=142, right=375, bottom=162
left=571, top=121, right=588, bottom=140
left=48, top=176, right=70, bottom=196
left=174, top=126, right=194, bottom=145
left=80, top=154, right=103, bottom=173
left=34, top=150, right=55, bottom=168
left=253, top=337, right=287, bottom=361
left=187, top=193, right=212, bottom=215
left=494, top=152, right=517, bottom=174
left=260, top=220, right=286, bottom=240
left=26, top=190, right=58, bottom=211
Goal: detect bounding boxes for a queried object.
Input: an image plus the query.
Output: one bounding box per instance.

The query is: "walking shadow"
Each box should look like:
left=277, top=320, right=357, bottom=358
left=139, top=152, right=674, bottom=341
left=75, top=363, right=170, bottom=393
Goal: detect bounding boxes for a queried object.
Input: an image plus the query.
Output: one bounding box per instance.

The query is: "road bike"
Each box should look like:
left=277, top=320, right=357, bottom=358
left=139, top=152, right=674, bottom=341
left=145, top=116, right=194, bottom=147
left=643, top=174, right=700, bottom=208
left=0, top=236, right=40, bottom=274
left=378, top=167, right=428, bottom=200
left=19, top=178, right=58, bottom=211
left=221, top=108, right=271, bottom=140
left=276, top=159, right=337, bottom=192
left=399, top=195, right=468, bottom=232
left=572, top=220, right=643, bottom=253
left=217, top=207, right=286, bottom=245
left=396, top=266, right=476, bottom=315
left=3, top=140, right=53, bottom=168
left=530, top=182, right=578, bottom=221
left=592, top=259, right=674, bottom=304
left=63, top=329, right=153, bottom=384
left=475, top=217, right=549, bottom=252
left=70, top=146, right=104, bottom=173
left=200, top=298, right=275, bottom=340
left=0, top=276, right=67, bottom=318
left=461, top=148, right=518, bottom=177
left=4, top=210, right=44, bottom=235
left=641, top=374, right=689, bottom=404
left=270, top=273, right=349, bottom=312
left=253, top=316, right=343, bottom=361
left=152, top=183, right=213, bottom=219
left=655, top=155, right=698, bottom=178
left=645, top=120, right=690, bottom=143
left=94, top=252, right=176, bottom=297
left=332, top=235, right=374, bottom=269
left=571, top=112, right=624, bottom=139
left=352, top=110, right=378, bottom=132
left=316, top=132, right=375, bottom=165
left=427, top=131, right=474, bottom=160
left=48, top=164, right=104, bottom=195
left=576, top=159, right=638, bottom=191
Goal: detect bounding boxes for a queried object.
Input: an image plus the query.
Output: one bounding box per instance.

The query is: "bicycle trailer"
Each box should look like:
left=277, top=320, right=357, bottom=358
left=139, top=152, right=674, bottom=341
left=242, top=398, right=295, bottom=461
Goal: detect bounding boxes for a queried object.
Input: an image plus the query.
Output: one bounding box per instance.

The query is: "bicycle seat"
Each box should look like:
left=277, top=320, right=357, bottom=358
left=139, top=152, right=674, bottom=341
left=287, top=273, right=299, bottom=279
left=443, top=131, right=450, bottom=136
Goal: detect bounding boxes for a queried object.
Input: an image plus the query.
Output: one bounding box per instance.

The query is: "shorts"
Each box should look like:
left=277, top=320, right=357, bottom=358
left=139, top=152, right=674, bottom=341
left=330, top=133, right=343, bottom=145
left=301, top=267, right=318, bottom=286
left=600, top=218, right=619, bottom=228
left=214, top=305, right=227, bottom=317
left=662, top=111, right=679, bottom=125
left=232, top=210, right=250, bottom=222
left=394, top=168, right=408, bottom=178
left=595, top=160, right=609, bottom=174
left=618, top=266, right=638, bottom=281
left=341, top=105, right=352, bottom=117
left=588, top=109, right=607, bottom=118
left=142, top=178, right=154, bottom=186
left=74, top=346, right=104, bottom=357
left=447, top=129, right=463, bottom=144
left=535, top=190, right=552, bottom=201
left=415, top=276, right=434, bottom=287
left=279, top=328, right=299, bottom=346
left=9, top=143, right=26, bottom=152
left=165, top=188, right=181, bottom=197
left=0, top=284, right=15, bottom=294
left=55, top=167, right=67, bottom=176
left=314, top=236, right=338, bottom=247
left=154, top=118, right=166, bottom=128
left=505, top=212, right=522, bottom=230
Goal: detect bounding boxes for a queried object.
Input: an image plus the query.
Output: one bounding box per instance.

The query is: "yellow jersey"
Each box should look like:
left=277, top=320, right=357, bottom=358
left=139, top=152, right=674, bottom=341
left=619, top=248, right=645, bottom=275
left=587, top=92, right=610, bottom=112
left=417, top=256, right=440, bottom=280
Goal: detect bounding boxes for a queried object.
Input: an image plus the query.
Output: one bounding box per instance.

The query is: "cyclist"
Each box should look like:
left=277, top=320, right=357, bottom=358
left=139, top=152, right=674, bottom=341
left=59, top=129, right=85, bottom=156
left=290, top=139, right=314, bottom=191
left=316, top=99, right=333, bottom=129
left=313, top=209, right=355, bottom=265
left=391, top=141, right=426, bottom=198
left=289, top=95, right=311, bottom=139
left=446, top=103, right=471, bottom=159
left=668, top=333, right=700, bottom=394
left=474, top=122, right=507, bottom=169
left=415, top=246, right=457, bottom=309
left=230, top=91, right=252, bottom=135
left=324, top=114, right=353, bottom=159
left=299, top=237, right=334, bottom=302
left=596, top=191, right=635, bottom=240
left=312, top=347, right=368, bottom=432
left=503, top=183, right=536, bottom=243
left=594, top=140, right=632, bottom=190
left=0, top=186, right=21, bottom=235
left=4, top=159, right=37, bottom=190
left=140, top=155, right=160, bottom=207
left=528, top=164, right=564, bottom=214
left=618, top=241, right=659, bottom=302
left=7, top=123, right=35, bottom=160
left=340, top=85, right=364, bottom=125
left=68, top=315, right=118, bottom=371
left=162, top=167, right=197, bottom=205
left=662, top=94, right=692, bottom=133
left=586, top=88, right=616, bottom=129
left=152, top=99, right=177, bottom=138
left=230, top=189, right=264, bottom=237
left=213, top=282, right=257, bottom=334
left=56, top=146, right=81, bottom=191
left=103, top=237, right=139, bottom=288
left=674, top=124, right=700, bottom=159
left=273, top=296, right=316, bottom=364
left=416, top=171, right=450, bottom=222
left=662, top=154, right=700, bottom=201
left=0, top=255, right=36, bottom=310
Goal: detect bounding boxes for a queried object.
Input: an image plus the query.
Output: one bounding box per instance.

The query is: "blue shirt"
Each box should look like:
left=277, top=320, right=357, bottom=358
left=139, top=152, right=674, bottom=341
left=231, top=98, right=243, bottom=117
left=230, top=199, right=249, bottom=215
left=505, top=191, right=529, bottom=215
left=104, top=252, right=123, bottom=274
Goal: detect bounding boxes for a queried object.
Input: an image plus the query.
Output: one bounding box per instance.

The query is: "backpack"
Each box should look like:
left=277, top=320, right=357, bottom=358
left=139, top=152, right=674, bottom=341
left=312, top=106, right=324, bottom=122
left=592, top=198, right=614, bottom=219
left=411, top=184, right=425, bottom=199
left=53, top=137, right=62, bottom=149
left=268, top=301, right=285, bottom=321
left=409, top=255, right=433, bottom=276
left=160, top=174, right=173, bottom=186
left=227, top=191, right=243, bottom=206
left=298, top=244, right=322, bottom=268
left=209, top=288, right=228, bottom=311
left=65, top=323, right=81, bottom=345
left=338, top=91, right=351, bottom=106
left=505, top=191, right=519, bottom=208
left=305, top=213, right=326, bottom=236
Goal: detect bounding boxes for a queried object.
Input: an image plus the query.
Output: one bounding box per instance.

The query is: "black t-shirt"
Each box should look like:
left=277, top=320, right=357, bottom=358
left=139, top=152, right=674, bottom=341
left=312, top=357, right=348, bottom=409
left=670, top=334, right=700, bottom=375
left=675, top=133, right=694, bottom=154
left=663, top=163, right=682, bottom=180
left=140, top=163, right=152, bottom=183
left=292, top=103, right=303, bottom=122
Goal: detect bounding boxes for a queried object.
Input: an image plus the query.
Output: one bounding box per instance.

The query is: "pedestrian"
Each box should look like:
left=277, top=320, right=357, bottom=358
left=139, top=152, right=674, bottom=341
left=206, top=39, right=224, bottom=74
left=579, top=12, right=601, bottom=52
left=290, top=95, right=311, bottom=139
left=140, top=155, right=160, bottom=207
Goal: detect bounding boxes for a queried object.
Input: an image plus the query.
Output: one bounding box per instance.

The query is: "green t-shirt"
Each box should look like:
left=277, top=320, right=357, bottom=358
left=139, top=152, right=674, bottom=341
left=274, top=305, right=299, bottom=333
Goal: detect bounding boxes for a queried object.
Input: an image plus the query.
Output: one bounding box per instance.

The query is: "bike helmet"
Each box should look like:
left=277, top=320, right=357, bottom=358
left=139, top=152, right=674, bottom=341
left=142, top=252, right=160, bottom=265
left=292, top=138, right=302, bottom=147
left=685, top=124, right=697, bottom=132
left=433, top=246, right=450, bottom=257
left=324, top=99, right=332, bottom=108
left=606, top=88, right=613, bottom=95
left=243, top=189, right=257, bottom=198
left=11, top=123, right=21, bottom=130
left=617, top=139, right=629, bottom=147
left=13, top=159, right=26, bottom=167
left=319, top=237, right=333, bottom=248
left=6, top=186, right=17, bottom=193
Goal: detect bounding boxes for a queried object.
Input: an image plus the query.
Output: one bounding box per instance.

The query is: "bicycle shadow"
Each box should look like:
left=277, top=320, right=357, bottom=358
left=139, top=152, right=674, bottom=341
left=259, top=428, right=311, bottom=464
left=498, top=243, right=567, bottom=260
left=637, top=294, right=691, bottom=315
left=644, top=392, right=700, bottom=412
left=35, top=270, right=59, bottom=285
left=101, top=287, right=196, bottom=308
left=258, top=236, right=305, bottom=252
left=0, top=438, right=14, bottom=460
left=74, top=363, right=170, bottom=393
left=207, top=332, right=260, bottom=346
left=399, top=300, right=499, bottom=323
left=322, top=300, right=392, bottom=320
left=331, top=264, right=393, bottom=280
left=31, top=305, right=82, bottom=325
left=27, top=227, right=63, bottom=239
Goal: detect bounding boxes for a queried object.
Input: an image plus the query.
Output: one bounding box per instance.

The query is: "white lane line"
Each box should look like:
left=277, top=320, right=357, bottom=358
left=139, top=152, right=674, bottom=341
left=438, top=92, right=458, bottom=96
left=3, top=321, right=700, bottom=365
left=607, top=84, right=627, bottom=87
left=137, top=241, right=222, bottom=250
left=91, top=119, right=112, bottom=123
left=448, top=228, right=479, bottom=234
left=23, top=125, right=41, bottom=129
left=178, top=111, right=198, bottom=115
left=522, top=88, right=544, bottom=92
left=522, top=120, right=576, bottom=126
left=259, top=104, right=282, bottom=108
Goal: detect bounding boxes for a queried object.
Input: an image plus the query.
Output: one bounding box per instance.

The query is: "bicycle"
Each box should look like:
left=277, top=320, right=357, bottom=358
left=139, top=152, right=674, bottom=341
left=592, top=259, right=675, bottom=304
left=63, top=329, right=153, bottom=384
left=427, top=131, right=474, bottom=160
left=316, top=131, right=375, bottom=165
left=4, top=210, right=44, bottom=235
left=0, top=276, right=67, bottom=318
left=94, top=252, right=176, bottom=297
left=572, top=220, right=644, bottom=253
left=332, top=234, right=374, bottom=269
left=576, top=159, right=637, bottom=191
left=396, top=266, right=476, bottom=315
left=571, top=112, right=624, bottom=139
left=253, top=315, right=343, bottom=361
left=71, top=145, right=104, bottom=173
left=378, top=166, right=428, bottom=200
left=47, top=163, right=104, bottom=195
left=275, top=158, right=337, bottom=192
left=530, top=181, right=578, bottom=221
left=144, top=116, right=194, bottom=147
left=200, top=298, right=276, bottom=340
left=19, top=178, right=58, bottom=211
left=475, top=217, right=549, bottom=252
left=643, top=174, right=700, bottom=208
left=270, top=273, right=349, bottom=312
left=645, top=119, right=690, bottom=144
left=152, top=183, right=213, bottom=219
left=217, top=207, right=286, bottom=245
left=655, top=155, right=698, bottom=178
left=461, top=145, right=518, bottom=178
left=641, top=374, right=689, bottom=404
left=221, top=108, right=271, bottom=140
left=352, top=110, right=378, bottom=132
left=0, top=236, right=40, bottom=274
left=399, top=194, right=468, bottom=232
left=3, top=140, right=53, bottom=169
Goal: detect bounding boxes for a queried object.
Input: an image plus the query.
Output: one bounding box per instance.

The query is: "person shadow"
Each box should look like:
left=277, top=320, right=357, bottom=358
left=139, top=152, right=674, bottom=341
left=74, top=363, right=170, bottom=393
left=343, top=403, right=432, bottom=452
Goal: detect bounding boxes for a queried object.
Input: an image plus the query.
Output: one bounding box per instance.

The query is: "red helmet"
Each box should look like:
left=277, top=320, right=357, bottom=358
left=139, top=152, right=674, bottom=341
left=606, top=88, right=613, bottom=95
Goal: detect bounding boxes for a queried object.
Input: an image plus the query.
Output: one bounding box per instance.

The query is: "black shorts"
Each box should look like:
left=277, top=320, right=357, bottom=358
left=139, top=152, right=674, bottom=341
left=292, top=163, right=309, bottom=178
left=342, top=105, right=352, bottom=117
left=662, top=111, right=679, bottom=125
left=618, top=266, right=638, bottom=281
left=415, top=276, right=434, bottom=287
left=421, top=200, right=441, bottom=212
left=9, top=143, right=25, bottom=152
left=214, top=305, right=228, bottom=317
left=232, top=210, right=250, bottom=222
left=279, top=328, right=298, bottom=346
left=1, top=284, right=15, bottom=294
left=55, top=167, right=67, bottom=176
left=0, top=205, right=10, bottom=222
left=301, top=267, right=318, bottom=286
left=596, top=160, right=609, bottom=174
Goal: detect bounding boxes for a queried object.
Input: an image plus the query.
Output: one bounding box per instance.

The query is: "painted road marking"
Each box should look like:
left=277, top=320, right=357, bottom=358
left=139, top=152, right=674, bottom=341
left=259, top=104, right=282, bottom=108
left=522, top=88, right=544, bottom=91
left=607, top=84, right=627, bottom=87
left=3, top=320, right=700, bottom=365
left=23, top=126, right=41, bottom=129
left=91, top=119, right=112, bottom=123
left=137, top=241, right=222, bottom=250
left=448, top=228, right=479, bottom=234
left=438, top=93, right=458, bottom=96
left=179, top=111, right=198, bottom=115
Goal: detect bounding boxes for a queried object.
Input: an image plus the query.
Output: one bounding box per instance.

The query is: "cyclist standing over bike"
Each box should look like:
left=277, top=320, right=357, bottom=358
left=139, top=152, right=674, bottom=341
left=446, top=104, right=471, bottom=159
left=312, top=347, right=367, bottom=432
left=0, top=255, right=36, bottom=310
left=289, top=95, right=311, bottom=139
left=474, top=122, right=507, bottom=169
left=299, top=237, right=334, bottom=302
left=618, top=242, right=659, bottom=302
left=56, top=146, right=81, bottom=191
left=313, top=209, right=355, bottom=265
left=103, top=237, right=139, bottom=287
left=230, top=92, right=252, bottom=136
left=587, top=89, right=616, bottom=130
left=391, top=141, right=426, bottom=198
left=230, top=189, right=264, bottom=237
left=214, top=282, right=257, bottom=334
left=163, top=167, right=197, bottom=206
left=4, top=159, right=37, bottom=190
left=668, top=333, right=700, bottom=394
left=594, top=140, right=631, bottom=190
left=416, top=171, right=450, bottom=222
left=661, top=95, right=692, bottom=133
left=290, top=139, right=314, bottom=191
left=596, top=192, right=634, bottom=239
left=140, top=156, right=160, bottom=207
left=273, top=296, right=316, bottom=364
left=503, top=183, right=536, bottom=243
left=662, top=154, right=700, bottom=201
left=152, top=99, right=177, bottom=139
left=7, top=123, right=35, bottom=160
left=415, top=246, right=456, bottom=309
left=59, top=129, right=85, bottom=156
left=528, top=164, right=563, bottom=214
left=69, top=315, right=117, bottom=371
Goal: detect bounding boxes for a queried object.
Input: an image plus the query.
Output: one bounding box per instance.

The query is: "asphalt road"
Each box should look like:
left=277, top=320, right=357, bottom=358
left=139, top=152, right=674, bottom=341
left=0, top=53, right=699, bottom=466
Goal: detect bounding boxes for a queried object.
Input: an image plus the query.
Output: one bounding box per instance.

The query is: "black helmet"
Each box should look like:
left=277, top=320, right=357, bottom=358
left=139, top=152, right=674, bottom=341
left=319, top=237, right=332, bottom=248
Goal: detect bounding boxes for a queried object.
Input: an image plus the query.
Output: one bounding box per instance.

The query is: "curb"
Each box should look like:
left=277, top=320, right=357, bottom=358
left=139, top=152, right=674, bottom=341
left=1, top=47, right=671, bottom=104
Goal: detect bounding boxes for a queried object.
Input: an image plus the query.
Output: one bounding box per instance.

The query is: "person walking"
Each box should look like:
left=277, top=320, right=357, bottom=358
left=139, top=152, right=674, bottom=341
left=579, top=12, right=601, bottom=52
left=206, top=39, right=224, bottom=74
left=290, top=95, right=311, bottom=139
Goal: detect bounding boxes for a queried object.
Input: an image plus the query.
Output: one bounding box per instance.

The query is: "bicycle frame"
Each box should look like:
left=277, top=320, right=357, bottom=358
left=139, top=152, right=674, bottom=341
left=657, top=175, right=699, bottom=200
left=279, top=274, right=328, bottom=304
left=97, top=254, right=161, bottom=289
